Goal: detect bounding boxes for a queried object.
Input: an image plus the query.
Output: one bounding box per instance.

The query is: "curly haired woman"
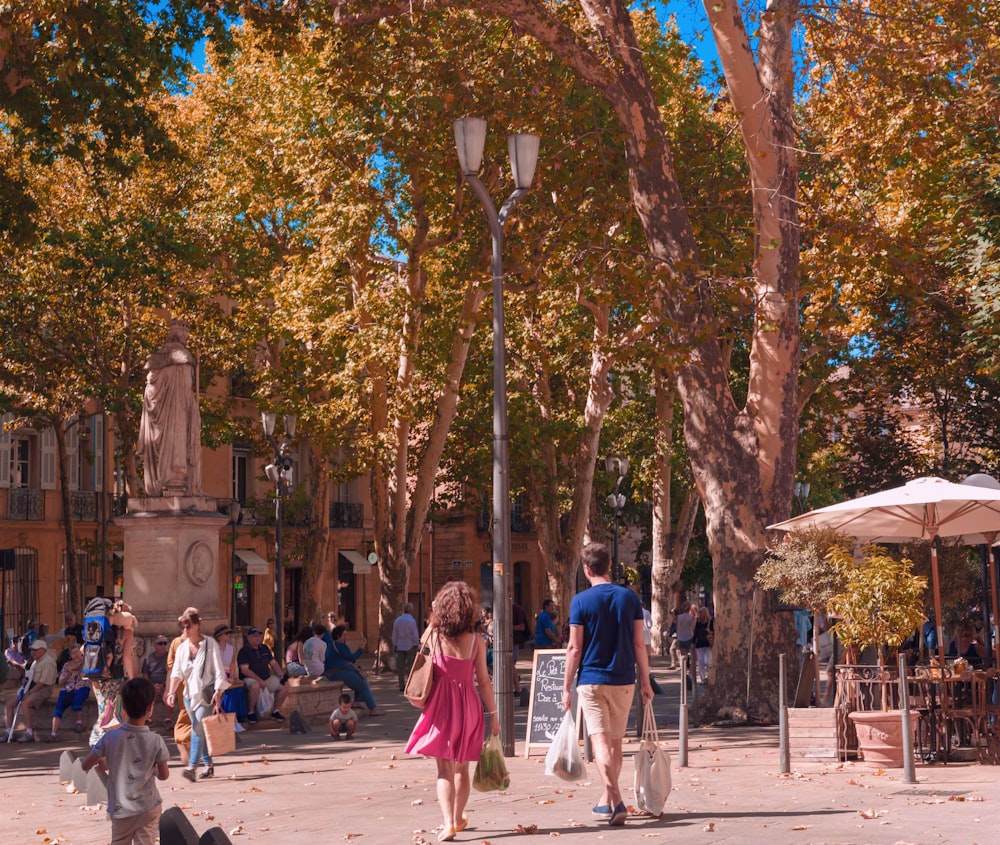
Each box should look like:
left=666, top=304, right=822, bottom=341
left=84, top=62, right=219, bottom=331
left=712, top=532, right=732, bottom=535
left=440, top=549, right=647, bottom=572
left=405, top=581, right=499, bottom=842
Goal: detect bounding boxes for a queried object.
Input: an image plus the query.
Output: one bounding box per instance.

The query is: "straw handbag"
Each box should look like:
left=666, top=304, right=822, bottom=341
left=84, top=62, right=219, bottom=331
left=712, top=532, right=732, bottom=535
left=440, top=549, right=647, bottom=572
left=202, top=711, right=236, bottom=757
left=404, top=628, right=438, bottom=709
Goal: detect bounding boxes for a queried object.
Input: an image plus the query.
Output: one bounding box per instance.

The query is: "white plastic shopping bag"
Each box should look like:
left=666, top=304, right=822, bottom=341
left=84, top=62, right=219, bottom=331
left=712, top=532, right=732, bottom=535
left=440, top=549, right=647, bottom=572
left=545, top=711, right=586, bottom=781
left=633, top=701, right=672, bottom=815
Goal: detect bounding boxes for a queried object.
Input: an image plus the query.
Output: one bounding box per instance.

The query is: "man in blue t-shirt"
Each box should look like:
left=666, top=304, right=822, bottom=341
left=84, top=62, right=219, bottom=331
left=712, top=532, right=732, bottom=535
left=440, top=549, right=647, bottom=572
left=562, top=543, right=652, bottom=828
left=534, top=599, right=560, bottom=648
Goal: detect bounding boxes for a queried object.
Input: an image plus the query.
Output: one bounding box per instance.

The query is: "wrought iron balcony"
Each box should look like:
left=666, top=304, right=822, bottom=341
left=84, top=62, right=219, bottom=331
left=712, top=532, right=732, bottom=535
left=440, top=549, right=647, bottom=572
left=330, top=501, right=364, bottom=529
left=70, top=491, right=97, bottom=522
left=8, top=488, right=44, bottom=521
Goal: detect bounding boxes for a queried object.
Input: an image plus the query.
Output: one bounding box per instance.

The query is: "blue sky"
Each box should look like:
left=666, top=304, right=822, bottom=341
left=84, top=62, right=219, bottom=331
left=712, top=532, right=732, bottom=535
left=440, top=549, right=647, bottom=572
left=181, top=2, right=722, bottom=79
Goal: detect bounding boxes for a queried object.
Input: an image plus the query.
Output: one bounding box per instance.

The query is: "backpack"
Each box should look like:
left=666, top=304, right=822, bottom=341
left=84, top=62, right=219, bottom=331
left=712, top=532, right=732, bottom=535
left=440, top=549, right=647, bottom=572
left=82, top=597, right=123, bottom=678
left=18, top=632, right=34, bottom=660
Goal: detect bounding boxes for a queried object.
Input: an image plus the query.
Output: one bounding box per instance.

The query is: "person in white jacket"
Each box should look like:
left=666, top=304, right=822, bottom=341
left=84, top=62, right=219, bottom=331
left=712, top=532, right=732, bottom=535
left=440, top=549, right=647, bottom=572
left=165, top=607, right=227, bottom=782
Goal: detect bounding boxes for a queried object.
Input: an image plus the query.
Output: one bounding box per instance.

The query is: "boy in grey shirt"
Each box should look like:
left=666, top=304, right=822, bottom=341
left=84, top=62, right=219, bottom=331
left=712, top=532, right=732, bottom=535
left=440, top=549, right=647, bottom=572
left=83, top=677, right=169, bottom=844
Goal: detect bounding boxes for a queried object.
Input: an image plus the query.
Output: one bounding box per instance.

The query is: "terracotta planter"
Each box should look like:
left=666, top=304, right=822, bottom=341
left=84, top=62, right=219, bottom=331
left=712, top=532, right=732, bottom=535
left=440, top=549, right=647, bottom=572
left=848, top=709, right=911, bottom=767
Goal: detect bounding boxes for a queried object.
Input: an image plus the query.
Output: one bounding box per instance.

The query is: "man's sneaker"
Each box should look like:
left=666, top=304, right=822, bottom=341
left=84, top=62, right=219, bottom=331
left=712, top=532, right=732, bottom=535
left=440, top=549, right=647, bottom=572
left=271, top=710, right=286, bottom=722
left=182, top=767, right=198, bottom=782
left=200, top=765, right=214, bottom=779
left=591, top=804, right=613, bottom=820
left=247, top=713, right=259, bottom=724
left=16, top=733, right=34, bottom=743
left=608, top=802, right=628, bottom=826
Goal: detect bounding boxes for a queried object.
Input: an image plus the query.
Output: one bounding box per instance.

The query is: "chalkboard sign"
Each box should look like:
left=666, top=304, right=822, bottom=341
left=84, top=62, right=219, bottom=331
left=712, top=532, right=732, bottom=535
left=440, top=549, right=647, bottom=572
left=794, top=650, right=817, bottom=708
left=524, top=649, right=576, bottom=757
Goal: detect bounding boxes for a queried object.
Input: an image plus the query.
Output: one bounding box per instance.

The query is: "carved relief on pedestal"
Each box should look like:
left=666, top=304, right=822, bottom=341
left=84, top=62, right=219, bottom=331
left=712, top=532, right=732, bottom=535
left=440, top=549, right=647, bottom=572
left=185, top=540, right=215, bottom=586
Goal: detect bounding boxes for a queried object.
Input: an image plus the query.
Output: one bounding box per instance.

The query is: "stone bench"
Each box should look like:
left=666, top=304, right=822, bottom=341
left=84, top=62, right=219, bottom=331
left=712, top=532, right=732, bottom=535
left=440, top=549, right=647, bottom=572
left=2, top=673, right=355, bottom=734
left=2, top=678, right=98, bottom=734
left=283, top=676, right=345, bottom=724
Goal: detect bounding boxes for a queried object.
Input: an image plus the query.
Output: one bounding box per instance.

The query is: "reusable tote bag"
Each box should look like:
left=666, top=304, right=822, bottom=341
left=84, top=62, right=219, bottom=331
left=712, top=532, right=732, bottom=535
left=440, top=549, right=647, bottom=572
left=404, top=628, right=438, bottom=708
left=633, top=701, right=671, bottom=815
left=202, top=711, right=237, bottom=757
left=544, top=711, right=586, bottom=781
left=473, top=734, right=510, bottom=792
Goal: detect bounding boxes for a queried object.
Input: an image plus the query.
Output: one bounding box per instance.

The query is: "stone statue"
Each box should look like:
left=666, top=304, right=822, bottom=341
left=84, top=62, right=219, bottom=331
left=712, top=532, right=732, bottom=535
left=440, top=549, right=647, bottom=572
left=137, top=321, right=203, bottom=497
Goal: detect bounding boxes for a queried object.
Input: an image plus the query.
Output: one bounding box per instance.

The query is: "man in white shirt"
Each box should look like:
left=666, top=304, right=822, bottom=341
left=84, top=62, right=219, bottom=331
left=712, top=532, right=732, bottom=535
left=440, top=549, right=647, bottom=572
left=391, top=603, right=421, bottom=692
left=7, top=639, right=58, bottom=741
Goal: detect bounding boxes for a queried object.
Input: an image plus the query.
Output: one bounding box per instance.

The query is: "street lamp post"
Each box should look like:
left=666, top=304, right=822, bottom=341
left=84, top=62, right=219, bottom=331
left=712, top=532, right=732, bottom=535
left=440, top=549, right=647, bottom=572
left=228, top=500, right=241, bottom=631
left=262, top=412, right=296, bottom=663
left=454, top=117, right=539, bottom=756
left=606, top=456, right=629, bottom=584
left=793, top=480, right=811, bottom=515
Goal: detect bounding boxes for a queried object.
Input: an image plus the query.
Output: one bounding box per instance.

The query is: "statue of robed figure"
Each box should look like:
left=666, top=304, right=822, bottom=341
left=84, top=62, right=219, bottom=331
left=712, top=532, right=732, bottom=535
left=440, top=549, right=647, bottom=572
left=138, top=321, right=203, bottom=497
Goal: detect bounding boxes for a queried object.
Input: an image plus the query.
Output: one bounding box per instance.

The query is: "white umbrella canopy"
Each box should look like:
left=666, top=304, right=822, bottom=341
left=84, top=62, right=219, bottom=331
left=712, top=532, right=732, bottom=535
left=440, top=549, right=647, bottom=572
left=768, top=475, right=1000, bottom=667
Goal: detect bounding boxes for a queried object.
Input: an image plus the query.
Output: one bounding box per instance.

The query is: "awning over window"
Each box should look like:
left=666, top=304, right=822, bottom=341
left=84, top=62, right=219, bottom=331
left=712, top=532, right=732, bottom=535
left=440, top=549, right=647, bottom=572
left=340, top=549, right=371, bottom=574
left=235, top=549, right=270, bottom=575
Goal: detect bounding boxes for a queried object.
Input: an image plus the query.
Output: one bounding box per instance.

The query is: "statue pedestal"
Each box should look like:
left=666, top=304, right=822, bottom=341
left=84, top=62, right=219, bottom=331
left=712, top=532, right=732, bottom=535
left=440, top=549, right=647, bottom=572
left=116, top=496, right=229, bottom=638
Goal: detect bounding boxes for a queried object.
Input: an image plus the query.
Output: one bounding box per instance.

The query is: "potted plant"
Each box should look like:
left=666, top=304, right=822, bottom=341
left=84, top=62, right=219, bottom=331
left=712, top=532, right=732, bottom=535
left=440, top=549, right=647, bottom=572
left=827, top=545, right=927, bottom=766
left=756, top=529, right=851, bottom=759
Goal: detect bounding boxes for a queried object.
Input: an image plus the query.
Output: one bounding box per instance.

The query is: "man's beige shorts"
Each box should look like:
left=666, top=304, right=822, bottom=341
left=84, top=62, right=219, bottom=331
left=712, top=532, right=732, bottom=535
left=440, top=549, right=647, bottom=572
left=245, top=674, right=282, bottom=695
left=578, top=684, right=634, bottom=738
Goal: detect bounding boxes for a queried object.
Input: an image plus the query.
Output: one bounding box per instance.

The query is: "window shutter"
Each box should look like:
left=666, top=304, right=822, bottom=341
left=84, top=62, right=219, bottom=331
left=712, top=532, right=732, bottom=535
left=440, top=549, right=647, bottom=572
left=64, top=418, right=79, bottom=491
left=41, top=427, right=57, bottom=490
left=92, top=414, right=105, bottom=492
left=0, top=414, right=10, bottom=488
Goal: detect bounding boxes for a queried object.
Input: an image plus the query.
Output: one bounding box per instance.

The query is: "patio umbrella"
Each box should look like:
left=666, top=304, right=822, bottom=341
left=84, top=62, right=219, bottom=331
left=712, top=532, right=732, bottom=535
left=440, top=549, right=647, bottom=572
left=768, top=475, right=1000, bottom=669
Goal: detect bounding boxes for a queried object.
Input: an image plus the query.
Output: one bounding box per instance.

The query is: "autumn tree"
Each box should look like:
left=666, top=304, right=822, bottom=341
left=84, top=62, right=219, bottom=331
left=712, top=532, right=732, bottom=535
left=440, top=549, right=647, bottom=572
left=267, top=0, right=805, bottom=721
left=800, top=1, right=1000, bottom=485
left=0, top=1, right=227, bottom=237
left=0, top=119, right=219, bottom=613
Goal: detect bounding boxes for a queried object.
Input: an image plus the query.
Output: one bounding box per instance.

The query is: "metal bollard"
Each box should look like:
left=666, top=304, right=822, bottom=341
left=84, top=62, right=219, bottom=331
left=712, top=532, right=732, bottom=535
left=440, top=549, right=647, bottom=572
left=899, top=653, right=916, bottom=784
left=678, top=654, right=689, bottom=767
left=779, top=652, right=790, bottom=774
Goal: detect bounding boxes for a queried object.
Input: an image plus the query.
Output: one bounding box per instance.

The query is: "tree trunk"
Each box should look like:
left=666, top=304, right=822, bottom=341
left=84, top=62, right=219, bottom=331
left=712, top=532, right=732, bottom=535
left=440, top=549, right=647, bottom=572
left=53, top=418, right=82, bottom=617
left=300, top=438, right=330, bottom=626
left=649, top=367, right=699, bottom=655
left=370, top=270, right=485, bottom=666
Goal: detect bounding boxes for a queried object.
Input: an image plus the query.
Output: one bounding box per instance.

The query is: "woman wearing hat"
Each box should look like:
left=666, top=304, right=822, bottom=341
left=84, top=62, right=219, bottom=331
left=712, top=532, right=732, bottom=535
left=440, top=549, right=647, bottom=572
left=165, top=608, right=227, bottom=781
left=6, top=639, right=58, bottom=741
left=213, top=624, right=248, bottom=725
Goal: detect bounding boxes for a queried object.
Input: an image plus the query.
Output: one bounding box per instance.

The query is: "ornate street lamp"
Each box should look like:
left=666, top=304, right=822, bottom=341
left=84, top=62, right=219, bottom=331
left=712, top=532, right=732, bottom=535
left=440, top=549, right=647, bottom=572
left=454, top=117, right=538, bottom=756
left=793, top=480, right=811, bottom=515
left=262, top=412, right=295, bottom=661
left=606, top=456, right=629, bottom=584
left=228, top=500, right=241, bottom=631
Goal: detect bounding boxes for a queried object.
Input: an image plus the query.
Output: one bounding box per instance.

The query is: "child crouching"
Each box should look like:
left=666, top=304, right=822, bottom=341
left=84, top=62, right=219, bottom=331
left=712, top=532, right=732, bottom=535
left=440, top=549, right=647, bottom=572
left=82, top=677, right=169, bottom=845
left=329, top=693, right=358, bottom=740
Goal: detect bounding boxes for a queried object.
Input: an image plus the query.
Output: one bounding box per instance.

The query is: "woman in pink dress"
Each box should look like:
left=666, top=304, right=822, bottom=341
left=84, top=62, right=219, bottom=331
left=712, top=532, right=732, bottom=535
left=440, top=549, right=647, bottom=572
left=405, top=582, right=499, bottom=842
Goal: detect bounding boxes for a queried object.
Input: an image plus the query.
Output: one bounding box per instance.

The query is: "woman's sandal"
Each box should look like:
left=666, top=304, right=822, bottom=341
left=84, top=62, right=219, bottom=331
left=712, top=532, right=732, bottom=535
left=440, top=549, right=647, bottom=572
left=437, top=826, right=457, bottom=842
left=455, top=816, right=469, bottom=832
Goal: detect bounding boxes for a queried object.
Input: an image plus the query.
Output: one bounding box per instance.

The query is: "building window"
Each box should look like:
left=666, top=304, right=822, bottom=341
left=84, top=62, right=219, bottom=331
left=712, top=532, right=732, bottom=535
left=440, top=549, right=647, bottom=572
left=233, top=448, right=249, bottom=503
left=12, top=438, right=29, bottom=488
left=4, top=546, right=39, bottom=636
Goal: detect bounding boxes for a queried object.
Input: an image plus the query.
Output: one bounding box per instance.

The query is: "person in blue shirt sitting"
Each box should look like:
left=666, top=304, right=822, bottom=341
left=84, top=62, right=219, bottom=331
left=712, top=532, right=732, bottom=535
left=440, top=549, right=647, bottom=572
left=534, top=600, right=561, bottom=648
left=324, top=626, right=384, bottom=716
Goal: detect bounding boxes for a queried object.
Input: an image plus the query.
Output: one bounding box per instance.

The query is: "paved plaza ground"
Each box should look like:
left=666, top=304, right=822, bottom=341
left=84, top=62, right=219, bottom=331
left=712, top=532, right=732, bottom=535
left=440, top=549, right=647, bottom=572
left=2, top=655, right=997, bottom=845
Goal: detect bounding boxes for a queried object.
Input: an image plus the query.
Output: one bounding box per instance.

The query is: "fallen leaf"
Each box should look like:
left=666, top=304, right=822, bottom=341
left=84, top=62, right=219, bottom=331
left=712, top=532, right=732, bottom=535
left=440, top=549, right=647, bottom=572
left=703, top=823, right=715, bottom=832
left=859, top=808, right=878, bottom=819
